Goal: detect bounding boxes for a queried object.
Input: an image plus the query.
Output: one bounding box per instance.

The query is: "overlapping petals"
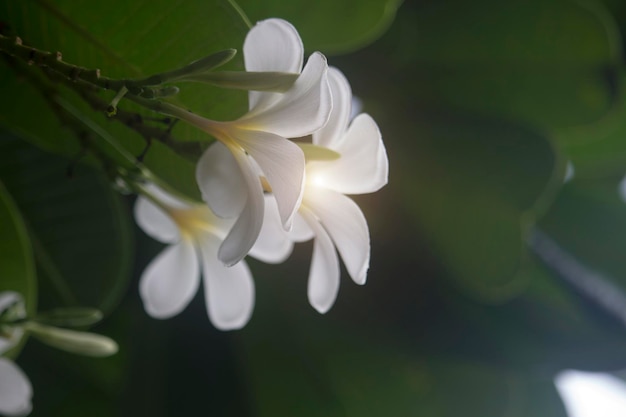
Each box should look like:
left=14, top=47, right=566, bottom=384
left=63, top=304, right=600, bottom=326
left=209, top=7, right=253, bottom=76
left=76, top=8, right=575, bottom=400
left=195, top=18, right=332, bottom=267
left=134, top=186, right=254, bottom=330
left=287, top=67, right=388, bottom=313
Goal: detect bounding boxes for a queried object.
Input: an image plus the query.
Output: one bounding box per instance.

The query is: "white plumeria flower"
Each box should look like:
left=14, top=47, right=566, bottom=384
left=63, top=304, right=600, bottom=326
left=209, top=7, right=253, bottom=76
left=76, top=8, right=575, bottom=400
left=0, top=292, right=32, bottom=417
left=193, top=18, right=332, bottom=267
left=135, top=183, right=290, bottom=330
left=293, top=68, right=388, bottom=313
left=210, top=67, right=387, bottom=313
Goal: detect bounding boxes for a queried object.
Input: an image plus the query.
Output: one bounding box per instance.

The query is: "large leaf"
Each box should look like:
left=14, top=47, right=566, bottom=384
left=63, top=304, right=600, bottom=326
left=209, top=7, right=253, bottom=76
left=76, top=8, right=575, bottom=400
left=537, top=177, right=626, bottom=303
left=239, top=0, right=401, bottom=55
left=239, top=311, right=568, bottom=417
left=0, top=133, right=133, bottom=314
left=375, top=0, right=621, bottom=130
left=397, top=110, right=558, bottom=301
left=0, top=180, right=36, bottom=314
left=557, top=73, right=626, bottom=179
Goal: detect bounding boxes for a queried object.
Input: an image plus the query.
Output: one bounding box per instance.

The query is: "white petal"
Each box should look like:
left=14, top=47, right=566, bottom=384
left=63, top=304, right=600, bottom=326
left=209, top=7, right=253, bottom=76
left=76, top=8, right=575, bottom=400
left=304, top=188, right=370, bottom=285
left=234, top=129, right=305, bottom=230
left=249, top=195, right=294, bottom=263
left=0, top=358, right=32, bottom=417
left=217, top=147, right=265, bottom=266
left=243, top=18, right=303, bottom=73
left=238, top=52, right=332, bottom=138
left=198, top=234, right=255, bottom=330
left=300, top=208, right=340, bottom=314
left=134, top=195, right=180, bottom=244
left=139, top=240, right=200, bottom=319
left=308, top=113, right=388, bottom=195
left=313, top=67, right=352, bottom=148
left=244, top=18, right=304, bottom=111
left=289, top=212, right=315, bottom=242
left=196, top=142, right=247, bottom=218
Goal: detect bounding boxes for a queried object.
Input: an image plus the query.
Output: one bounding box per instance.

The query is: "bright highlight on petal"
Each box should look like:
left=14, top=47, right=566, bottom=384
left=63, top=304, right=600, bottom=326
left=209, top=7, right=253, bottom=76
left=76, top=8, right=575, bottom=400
left=281, top=66, right=388, bottom=313
left=192, top=18, right=331, bottom=268
left=308, top=113, right=388, bottom=195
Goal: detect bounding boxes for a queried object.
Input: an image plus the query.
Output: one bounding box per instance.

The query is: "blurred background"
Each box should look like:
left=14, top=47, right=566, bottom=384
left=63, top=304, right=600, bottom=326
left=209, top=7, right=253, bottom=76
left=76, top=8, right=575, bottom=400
left=4, top=0, right=626, bottom=415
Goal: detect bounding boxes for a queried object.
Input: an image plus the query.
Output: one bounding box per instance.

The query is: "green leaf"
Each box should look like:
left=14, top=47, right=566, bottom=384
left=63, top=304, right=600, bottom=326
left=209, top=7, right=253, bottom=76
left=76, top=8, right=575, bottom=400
left=386, top=0, right=621, bottom=130
left=398, top=111, right=558, bottom=301
left=559, top=73, right=626, bottom=179
left=35, top=307, right=103, bottom=328
left=537, top=178, right=626, bottom=305
left=0, top=134, right=133, bottom=315
left=0, top=181, right=36, bottom=315
left=240, top=315, right=568, bottom=417
left=238, top=0, right=402, bottom=54
left=24, top=321, right=118, bottom=357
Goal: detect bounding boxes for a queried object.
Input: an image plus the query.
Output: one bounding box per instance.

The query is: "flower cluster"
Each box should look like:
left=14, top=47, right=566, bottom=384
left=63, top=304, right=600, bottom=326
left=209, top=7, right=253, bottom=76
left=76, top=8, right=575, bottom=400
left=135, top=18, right=388, bottom=330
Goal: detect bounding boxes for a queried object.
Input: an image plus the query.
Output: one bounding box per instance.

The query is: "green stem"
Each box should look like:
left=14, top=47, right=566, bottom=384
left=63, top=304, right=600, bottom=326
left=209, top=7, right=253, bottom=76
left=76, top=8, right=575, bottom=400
left=127, top=95, right=223, bottom=138
left=227, top=0, right=253, bottom=29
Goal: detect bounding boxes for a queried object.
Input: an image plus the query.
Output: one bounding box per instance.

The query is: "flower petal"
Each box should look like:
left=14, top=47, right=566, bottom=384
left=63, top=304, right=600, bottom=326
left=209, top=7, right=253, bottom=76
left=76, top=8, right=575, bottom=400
left=249, top=195, right=294, bottom=263
left=196, top=142, right=247, bottom=218
left=238, top=52, right=332, bottom=138
left=308, top=113, right=388, bottom=195
left=290, top=212, right=315, bottom=242
left=217, top=146, right=265, bottom=266
left=244, top=18, right=304, bottom=111
left=304, top=188, right=370, bottom=285
left=134, top=195, right=180, bottom=244
left=0, top=358, right=32, bottom=417
left=234, top=129, right=305, bottom=230
left=300, top=208, right=340, bottom=314
left=139, top=240, right=200, bottom=319
left=313, top=67, right=352, bottom=148
left=198, top=234, right=255, bottom=330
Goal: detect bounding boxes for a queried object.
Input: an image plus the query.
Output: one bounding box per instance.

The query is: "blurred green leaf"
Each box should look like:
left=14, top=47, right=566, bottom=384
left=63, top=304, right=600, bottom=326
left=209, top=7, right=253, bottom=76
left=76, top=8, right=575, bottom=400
left=398, top=111, right=558, bottom=301
left=559, top=74, right=626, bottom=179
left=0, top=180, right=36, bottom=314
left=35, top=307, right=103, bottom=328
left=239, top=315, right=568, bottom=417
left=0, top=134, right=133, bottom=314
left=25, top=322, right=118, bottom=357
left=239, top=0, right=402, bottom=54
left=390, top=0, right=621, bottom=129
